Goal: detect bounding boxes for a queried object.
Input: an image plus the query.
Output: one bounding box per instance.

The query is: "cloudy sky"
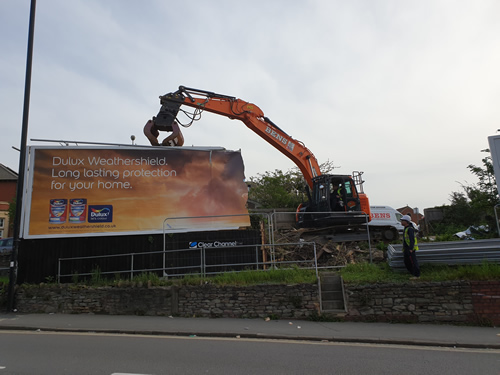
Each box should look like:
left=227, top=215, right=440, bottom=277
left=2, top=0, right=499, bottom=213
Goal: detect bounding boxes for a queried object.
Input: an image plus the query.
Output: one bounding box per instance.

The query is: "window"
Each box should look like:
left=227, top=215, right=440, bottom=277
left=0, top=218, right=4, bottom=228
left=343, top=181, right=353, bottom=197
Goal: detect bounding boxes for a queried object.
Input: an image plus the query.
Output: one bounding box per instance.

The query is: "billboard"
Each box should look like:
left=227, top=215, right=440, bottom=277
left=22, top=146, right=250, bottom=238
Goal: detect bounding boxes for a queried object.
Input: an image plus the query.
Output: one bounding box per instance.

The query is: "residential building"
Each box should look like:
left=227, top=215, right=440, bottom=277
left=0, top=164, right=18, bottom=238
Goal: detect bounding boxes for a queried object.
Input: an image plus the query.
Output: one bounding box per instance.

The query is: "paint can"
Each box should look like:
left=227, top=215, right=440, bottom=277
left=69, top=198, right=87, bottom=223
left=49, top=199, right=67, bottom=224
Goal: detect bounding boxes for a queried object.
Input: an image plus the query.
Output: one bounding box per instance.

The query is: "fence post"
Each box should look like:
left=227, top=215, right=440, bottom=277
left=130, top=253, right=134, bottom=280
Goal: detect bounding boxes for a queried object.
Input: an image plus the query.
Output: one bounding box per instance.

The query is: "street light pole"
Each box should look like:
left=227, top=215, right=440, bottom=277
left=7, top=0, right=37, bottom=312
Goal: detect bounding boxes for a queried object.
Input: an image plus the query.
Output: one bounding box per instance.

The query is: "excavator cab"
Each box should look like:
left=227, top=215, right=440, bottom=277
left=297, top=174, right=368, bottom=228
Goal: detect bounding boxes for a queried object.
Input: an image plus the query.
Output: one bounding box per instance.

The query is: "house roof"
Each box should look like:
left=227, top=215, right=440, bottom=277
left=0, top=164, right=18, bottom=181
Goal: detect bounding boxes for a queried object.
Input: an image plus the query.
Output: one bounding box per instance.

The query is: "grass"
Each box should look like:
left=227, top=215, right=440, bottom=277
left=4, top=262, right=500, bottom=290
left=340, top=261, right=500, bottom=284
left=183, top=267, right=317, bottom=286
left=77, top=267, right=319, bottom=287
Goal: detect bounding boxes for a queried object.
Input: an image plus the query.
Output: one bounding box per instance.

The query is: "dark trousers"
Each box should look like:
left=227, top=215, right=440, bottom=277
left=403, top=249, right=420, bottom=277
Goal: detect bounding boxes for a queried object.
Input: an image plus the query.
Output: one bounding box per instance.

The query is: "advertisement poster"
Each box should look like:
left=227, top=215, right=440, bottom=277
left=23, top=146, right=250, bottom=238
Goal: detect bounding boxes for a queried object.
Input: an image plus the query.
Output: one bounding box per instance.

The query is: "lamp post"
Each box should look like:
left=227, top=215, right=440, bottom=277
left=7, top=0, right=37, bottom=311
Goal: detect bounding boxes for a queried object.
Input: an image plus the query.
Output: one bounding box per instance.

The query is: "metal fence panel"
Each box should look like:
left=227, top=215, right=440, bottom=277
left=387, top=239, right=500, bottom=271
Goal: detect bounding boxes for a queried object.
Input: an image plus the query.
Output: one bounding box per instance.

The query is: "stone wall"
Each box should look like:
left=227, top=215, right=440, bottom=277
left=344, top=282, right=473, bottom=323
left=177, top=284, right=319, bottom=319
left=15, top=283, right=319, bottom=319
left=13, top=280, right=500, bottom=325
left=344, top=281, right=500, bottom=325
left=15, top=285, right=177, bottom=316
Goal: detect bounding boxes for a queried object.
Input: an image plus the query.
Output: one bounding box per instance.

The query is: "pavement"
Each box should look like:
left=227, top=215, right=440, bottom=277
left=0, top=313, right=499, bottom=349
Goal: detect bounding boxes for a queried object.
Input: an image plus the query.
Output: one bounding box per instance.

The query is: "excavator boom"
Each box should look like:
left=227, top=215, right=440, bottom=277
left=158, top=86, right=321, bottom=189
left=157, top=85, right=371, bottom=228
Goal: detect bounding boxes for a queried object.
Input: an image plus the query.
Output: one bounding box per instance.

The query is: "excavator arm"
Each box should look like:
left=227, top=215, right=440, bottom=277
left=157, top=86, right=321, bottom=189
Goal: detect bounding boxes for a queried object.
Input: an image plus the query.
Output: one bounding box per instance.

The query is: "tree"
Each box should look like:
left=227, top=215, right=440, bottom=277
left=464, top=149, right=498, bottom=213
left=8, top=197, right=16, bottom=233
left=247, top=169, right=305, bottom=209
left=433, top=149, right=499, bottom=235
left=247, top=160, right=337, bottom=209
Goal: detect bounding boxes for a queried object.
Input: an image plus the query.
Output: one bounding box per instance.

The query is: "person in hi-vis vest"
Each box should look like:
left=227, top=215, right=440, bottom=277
left=401, top=215, right=420, bottom=279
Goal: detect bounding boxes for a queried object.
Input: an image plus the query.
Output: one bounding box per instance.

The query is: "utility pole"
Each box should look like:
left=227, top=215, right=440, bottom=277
left=8, top=0, right=37, bottom=311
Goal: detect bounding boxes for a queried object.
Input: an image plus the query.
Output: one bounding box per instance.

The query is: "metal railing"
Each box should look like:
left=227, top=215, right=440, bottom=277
left=56, top=209, right=376, bottom=282
left=57, top=241, right=318, bottom=283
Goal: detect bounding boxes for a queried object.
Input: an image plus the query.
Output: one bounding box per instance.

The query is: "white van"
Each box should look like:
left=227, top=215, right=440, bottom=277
left=368, top=206, right=404, bottom=240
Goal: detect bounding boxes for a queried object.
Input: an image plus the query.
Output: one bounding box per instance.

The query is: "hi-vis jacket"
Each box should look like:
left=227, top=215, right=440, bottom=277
left=403, top=226, right=419, bottom=251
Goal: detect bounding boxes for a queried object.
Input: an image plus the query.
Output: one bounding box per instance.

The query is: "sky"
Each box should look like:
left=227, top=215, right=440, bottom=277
left=1, top=0, right=500, bottom=214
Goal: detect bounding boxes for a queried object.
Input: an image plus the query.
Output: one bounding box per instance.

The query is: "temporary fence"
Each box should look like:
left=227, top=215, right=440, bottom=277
left=387, top=239, right=500, bottom=271
left=57, top=241, right=319, bottom=283
left=56, top=210, right=374, bottom=282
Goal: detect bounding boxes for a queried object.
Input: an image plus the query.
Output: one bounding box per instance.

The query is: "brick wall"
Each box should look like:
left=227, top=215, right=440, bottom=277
left=471, top=281, right=500, bottom=325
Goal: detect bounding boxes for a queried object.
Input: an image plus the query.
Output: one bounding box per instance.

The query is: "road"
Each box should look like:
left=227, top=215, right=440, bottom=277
left=0, top=330, right=499, bottom=375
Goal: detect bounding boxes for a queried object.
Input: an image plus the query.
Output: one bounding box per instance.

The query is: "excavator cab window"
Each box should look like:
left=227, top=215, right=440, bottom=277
left=343, top=179, right=362, bottom=211
left=343, top=181, right=352, bottom=197
left=317, top=184, right=328, bottom=202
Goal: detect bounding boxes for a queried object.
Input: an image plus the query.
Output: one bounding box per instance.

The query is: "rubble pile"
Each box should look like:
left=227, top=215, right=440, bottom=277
left=270, top=228, right=385, bottom=267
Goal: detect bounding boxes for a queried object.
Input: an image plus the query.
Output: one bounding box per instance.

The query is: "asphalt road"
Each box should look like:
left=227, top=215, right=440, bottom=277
left=1, top=330, right=499, bottom=375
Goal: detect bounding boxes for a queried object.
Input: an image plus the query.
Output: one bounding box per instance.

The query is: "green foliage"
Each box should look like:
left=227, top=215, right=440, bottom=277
left=340, top=262, right=408, bottom=284
left=132, top=272, right=161, bottom=285
left=421, top=262, right=500, bottom=281
left=429, top=149, right=499, bottom=236
left=88, top=267, right=105, bottom=286
left=183, top=267, right=317, bottom=286
left=340, top=261, right=500, bottom=284
left=247, top=160, right=336, bottom=209
left=248, top=169, right=305, bottom=209
left=434, top=233, right=461, bottom=242
left=8, top=197, right=16, bottom=232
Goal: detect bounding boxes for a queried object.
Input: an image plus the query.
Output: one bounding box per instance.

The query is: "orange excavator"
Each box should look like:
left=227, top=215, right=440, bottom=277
left=155, top=86, right=371, bottom=229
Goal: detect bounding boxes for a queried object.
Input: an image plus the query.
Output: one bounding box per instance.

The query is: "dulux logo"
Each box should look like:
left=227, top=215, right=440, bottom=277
left=88, top=205, right=113, bottom=222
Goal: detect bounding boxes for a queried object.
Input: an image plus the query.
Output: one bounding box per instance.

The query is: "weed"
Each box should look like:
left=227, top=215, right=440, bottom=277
left=44, top=276, right=55, bottom=284
left=308, top=311, right=342, bottom=322
left=133, top=272, right=161, bottom=286
left=89, top=267, right=104, bottom=286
